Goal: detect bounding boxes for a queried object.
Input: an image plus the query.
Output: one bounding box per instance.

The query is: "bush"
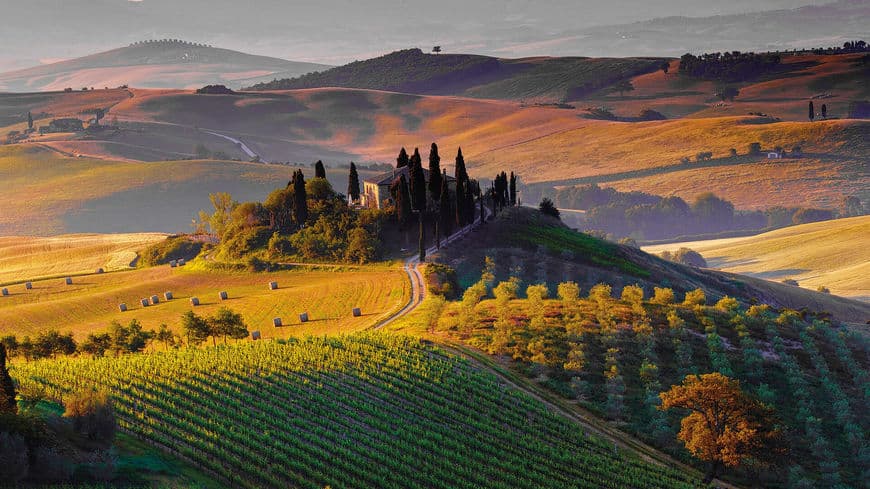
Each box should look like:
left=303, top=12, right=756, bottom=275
left=638, top=108, right=666, bottom=121
left=63, top=390, right=116, bottom=444
left=220, top=226, right=272, bottom=260
left=425, top=264, right=459, bottom=300
left=683, top=288, right=706, bottom=306
left=539, top=198, right=560, bottom=219
left=557, top=282, right=580, bottom=305
left=0, top=431, right=28, bottom=483
left=792, top=208, right=835, bottom=225
left=621, top=284, right=644, bottom=304
left=588, top=283, right=612, bottom=303
left=749, top=142, right=762, bottom=155
left=139, top=236, right=203, bottom=266
left=715, top=296, right=740, bottom=313
left=30, top=447, right=74, bottom=483
left=651, top=287, right=675, bottom=305
left=816, top=285, right=831, bottom=294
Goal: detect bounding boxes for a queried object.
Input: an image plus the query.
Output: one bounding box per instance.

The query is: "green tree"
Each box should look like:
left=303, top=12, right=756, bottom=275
left=714, top=85, right=739, bottom=101
left=808, top=101, right=815, bottom=121
left=428, top=143, right=442, bottom=203
left=454, top=148, right=469, bottom=226
left=418, top=212, right=426, bottom=262
left=314, top=160, right=326, bottom=179
left=539, top=198, right=560, bottom=219
left=409, top=148, right=427, bottom=211
left=613, top=79, right=634, bottom=97
left=438, top=171, right=452, bottom=238
left=683, top=288, right=706, bottom=306
left=291, top=170, right=308, bottom=226
left=207, top=192, right=238, bottom=239
left=209, top=307, right=248, bottom=344
left=79, top=333, right=112, bottom=357
left=27, top=111, right=33, bottom=130
left=660, top=60, right=670, bottom=74
left=347, top=162, right=361, bottom=203
left=345, top=227, right=377, bottom=263
left=509, top=172, right=517, bottom=206
left=396, top=147, right=409, bottom=168
left=396, top=174, right=412, bottom=230
left=0, top=343, right=16, bottom=414
left=557, top=281, right=580, bottom=307
left=181, top=311, right=210, bottom=346
left=156, top=324, right=175, bottom=350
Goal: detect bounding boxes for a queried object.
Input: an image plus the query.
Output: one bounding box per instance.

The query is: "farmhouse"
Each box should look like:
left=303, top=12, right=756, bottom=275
left=38, top=118, right=84, bottom=134
left=362, top=166, right=455, bottom=209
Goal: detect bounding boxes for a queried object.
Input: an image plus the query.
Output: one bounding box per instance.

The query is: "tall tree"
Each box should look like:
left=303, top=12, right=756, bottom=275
left=418, top=212, right=426, bottom=262
left=821, top=103, right=827, bottom=119
left=808, top=101, right=815, bottom=121
left=292, top=170, right=308, bottom=227
left=409, top=148, right=427, bottom=212
left=454, top=148, right=468, bottom=226
left=347, top=162, right=361, bottom=203
left=439, top=169, right=452, bottom=237
left=208, top=307, right=249, bottom=344
left=660, top=60, right=670, bottom=74
left=27, top=111, right=33, bottom=130
left=181, top=311, right=210, bottom=346
left=396, top=147, right=410, bottom=168
left=509, top=172, right=517, bottom=206
left=660, top=373, right=782, bottom=483
left=314, top=160, right=326, bottom=179
left=0, top=343, right=16, bottom=414
left=428, top=143, right=442, bottom=203
left=396, top=174, right=411, bottom=230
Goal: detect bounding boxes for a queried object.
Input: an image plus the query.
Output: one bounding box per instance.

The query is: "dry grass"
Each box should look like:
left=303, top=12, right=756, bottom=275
left=643, top=216, right=870, bottom=301
left=0, top=264, right=408, bottom=340
left=0, top=233, right=166, bottom=284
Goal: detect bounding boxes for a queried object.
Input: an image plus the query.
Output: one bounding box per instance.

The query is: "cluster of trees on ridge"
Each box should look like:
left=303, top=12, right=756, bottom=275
left=678, top=51, right=782, bottom=81
left=417, top=257, right=867, bottom=487
left=549, top=184, right=864, bottom=242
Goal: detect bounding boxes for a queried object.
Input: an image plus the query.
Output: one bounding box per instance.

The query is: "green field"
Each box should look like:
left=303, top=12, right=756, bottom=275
left=11, top=333, right=702, bottom=489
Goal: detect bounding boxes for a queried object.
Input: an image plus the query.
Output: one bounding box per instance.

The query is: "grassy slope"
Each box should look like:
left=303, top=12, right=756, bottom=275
left=11, top=334, right=702, bottom=489
left=643, top=216, right=870, bottom=301
left=436, top=207, right=870, bottom=324
left=0, top=263, right=407, bottom=340
left=0, top=233, right=165, bottom=284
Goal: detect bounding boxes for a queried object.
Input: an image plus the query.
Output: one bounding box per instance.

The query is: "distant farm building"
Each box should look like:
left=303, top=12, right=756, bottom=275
left=39, top=118, right=84, bottom=134
left=362, top=166, right=455, bottom=209
left=767, top=151, right=783, bottom=159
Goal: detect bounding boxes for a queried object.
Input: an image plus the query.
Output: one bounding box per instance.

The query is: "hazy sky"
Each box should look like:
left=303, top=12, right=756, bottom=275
left=0, top=0, right=847, bottom=70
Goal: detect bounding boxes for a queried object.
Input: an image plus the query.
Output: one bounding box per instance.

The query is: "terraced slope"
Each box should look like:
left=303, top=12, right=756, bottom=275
left=11, top=334, right=702, bottom=489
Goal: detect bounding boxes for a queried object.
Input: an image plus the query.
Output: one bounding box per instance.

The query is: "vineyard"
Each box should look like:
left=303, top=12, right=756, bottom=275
left=11, top=333, right=704, bottom=489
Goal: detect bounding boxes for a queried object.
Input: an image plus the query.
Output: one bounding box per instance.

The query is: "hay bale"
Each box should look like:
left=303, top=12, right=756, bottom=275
left=219, top=291, right=228, bottom=300
left=65, top=277, right=73, bottom=285
left=1, top=288, right=8, bottom=296
left=118, top=303, right=127, bottom=312
left=170, top=260, right=177, bottom=268
left=273, top=317, right=282, bottom=327
left=178, top=258, right=186, bottom=266
left=140, top=298, right=149, bottom=307
left=352, top=307, right=362, bottom=317
left=150, top=295, right=160, bottom=304
left=299, top=312, right=309, bottom=323
left=164, top=291, right=173, bottom=300
left=251, top=330, right=261, bottom=341
left=268, top=281, right=278, bottom=290
left=96, top=268, right=104, bottom=274
left=190, top=297, right=200, bottom=306
left=25, top=282, right=32, bottom=290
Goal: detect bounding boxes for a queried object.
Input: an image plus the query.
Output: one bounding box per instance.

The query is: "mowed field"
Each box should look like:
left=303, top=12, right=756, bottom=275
left=0, top=264, right=408, bottom=340
left=0, top=233, right=165, bottom=284
left=643, top=216, right=870, bottom=301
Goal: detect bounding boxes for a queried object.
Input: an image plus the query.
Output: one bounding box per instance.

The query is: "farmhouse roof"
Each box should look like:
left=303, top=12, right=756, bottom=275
left=365, top=166, right=456, bottom=186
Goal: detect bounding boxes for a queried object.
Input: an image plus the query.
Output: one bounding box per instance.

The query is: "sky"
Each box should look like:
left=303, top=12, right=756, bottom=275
left=0, top=0, right=855, bottom=71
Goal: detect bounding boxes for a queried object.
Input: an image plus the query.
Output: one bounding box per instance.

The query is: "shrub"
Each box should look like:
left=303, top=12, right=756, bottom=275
left=588, top=283, right=612, bottom=303
left=526, top=284, right=549, bottom=301
left=557, top=282, right=580, bottom=305
left=651, top=287, right=675, bottom=305
left=792, top=208, right=834, bottom=225
left=63, top=390, right=116, bottom=444
left=539, top=198, right=560, bottom=219
left=638, top=108, right=666, bottom=121
left=662, top=248, right=708, bottom=268
left=683, top=288, right=706, bottom=306
left=621, top=284, right=644, bottom=304
left=0, top=431, right=28, bottom=483
left=139, top=236, right=203, bottom=266
left=715, top=296, right=740, bottom=313
left=425, top=264, right=459, bottom=300
left=748, top=142, right=762, bottom=155
left=220, top=226, right=272, bottom=260
left=816, top=285, right=831, bottom=294
left=782, top=279, right=800, bottom=287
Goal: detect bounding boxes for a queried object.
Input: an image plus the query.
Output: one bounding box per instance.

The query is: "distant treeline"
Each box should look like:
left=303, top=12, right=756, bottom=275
left=552, top=184, right=864, bottom=241
left=678, top=51, right=782, bottom=82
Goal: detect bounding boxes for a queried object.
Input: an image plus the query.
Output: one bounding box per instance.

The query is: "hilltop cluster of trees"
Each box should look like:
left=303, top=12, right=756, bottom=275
left=551, top=184, right=861, bottom=241
left=808, top=40, right=868, bottom=55
left=678, top=51, right=781, bottom=81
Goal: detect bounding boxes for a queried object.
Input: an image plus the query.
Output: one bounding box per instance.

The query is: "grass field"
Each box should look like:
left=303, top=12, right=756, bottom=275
left=643, top=216, right=870, bottom=301
left=0, top=263, right=407, bottom=340
left=0, top=233, right=165, bottom=284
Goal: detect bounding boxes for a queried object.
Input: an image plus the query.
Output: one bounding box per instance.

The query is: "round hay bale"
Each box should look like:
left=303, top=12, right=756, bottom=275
left=164, top=291, right=173, bottom=300
left=268, top=281, right=278, bottom=290
left=170, top=260, right=177, bottom=268
left=352, top=307, right=362, bottom=317
left=65, top=277, right=73, bottom=285
left=140, top=298, right=149, bottom=307
left=219, top=291, right=228, bottom=300
left=118, top=303, right=127, bottom=312
left=1, top=288, right=8, bottom=296
left=178, top=258, right=186, bottom=266
left=190, top=297, right=200, bottom=306
left=273, top=317, right=282, bottom=327
left=150, top=295, right=160, bottom=304
left=96, top=268, right=104, bottom=274
left=299, top=312, right=309, bottom=323
left=25, top=282, right=32, bottom=290
left=251, top=331, right=261, bottom=341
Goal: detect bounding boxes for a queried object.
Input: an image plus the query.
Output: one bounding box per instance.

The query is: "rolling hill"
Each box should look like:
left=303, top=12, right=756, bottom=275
left=642, top=215, right=870, bottom=301
left=0, top=40, right=330, bottom=92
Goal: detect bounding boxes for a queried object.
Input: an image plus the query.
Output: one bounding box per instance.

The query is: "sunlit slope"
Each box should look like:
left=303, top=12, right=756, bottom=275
left=643, top=216, right=870, bottom=301
left=0, top=265, right=407, bottom=339
left=0, top=233, right=165, bottom=284
left=11, top=334, right=701, bottom=489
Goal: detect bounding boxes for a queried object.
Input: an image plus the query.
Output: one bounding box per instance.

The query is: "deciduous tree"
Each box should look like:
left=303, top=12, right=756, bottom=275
left=0, top=344, right=16, bottom=414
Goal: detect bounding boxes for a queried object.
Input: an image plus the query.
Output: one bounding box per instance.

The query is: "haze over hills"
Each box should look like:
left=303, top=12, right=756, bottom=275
left=0, top=40, right=331, bottom=92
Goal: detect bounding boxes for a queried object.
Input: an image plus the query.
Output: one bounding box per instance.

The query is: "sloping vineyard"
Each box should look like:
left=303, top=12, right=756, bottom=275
left=12, top=333, right=703, bottom=489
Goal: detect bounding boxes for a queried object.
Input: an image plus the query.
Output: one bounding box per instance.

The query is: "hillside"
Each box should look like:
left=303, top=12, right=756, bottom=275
left=0, top=233, right=165, bottom=285
left=248, top=48, right=662, bottom=102
left=10, top=334, right=702, bottom=489
left=0, top=40, right=330, bottom=92
left=643, top=216, right=870, bottom=301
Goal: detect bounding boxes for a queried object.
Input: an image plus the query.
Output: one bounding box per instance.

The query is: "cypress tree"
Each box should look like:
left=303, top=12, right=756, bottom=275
left=292, top=170, right=308, bottom=226
left=396, top=175, right=411, bottom=230
left=348, top=162, right=361, bottom=202
left=509, top=172, right=517, bottom=206
left=440, top=169, right=452, bottom=237
left=821, top=104, right=827, bottom=119
left=314, top=160, right=326, bottom=179
left=454, top=148, right=468, bottom=225
left=808, top=101, right=815, bottom=121
left=418, top=212, right=426, bottom=262
left=396, top=147, right=410, bottom=168
left=27, top=111, right=33, bottom=130
left=0, top=343, right=16, bottom=414
left=409, top=148, right=427, bottom=211
left=428, top=142, right=442, bottom=203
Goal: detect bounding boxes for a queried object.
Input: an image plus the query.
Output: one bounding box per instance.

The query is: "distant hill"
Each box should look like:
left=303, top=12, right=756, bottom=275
left=0, top=40, right=331, bottom=92
left=247, top=48, right=663, bottom=102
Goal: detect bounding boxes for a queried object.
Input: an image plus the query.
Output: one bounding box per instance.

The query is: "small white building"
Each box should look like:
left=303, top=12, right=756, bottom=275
left=767, top=152, right=783, bottom=159
left=361, top=166, right=456, bottom=209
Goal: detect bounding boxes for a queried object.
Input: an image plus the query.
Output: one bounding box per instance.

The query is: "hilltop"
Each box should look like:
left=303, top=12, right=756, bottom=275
left=0, top=40, right=330, bottom=92
left=643, top=215, right=870, bottom=301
